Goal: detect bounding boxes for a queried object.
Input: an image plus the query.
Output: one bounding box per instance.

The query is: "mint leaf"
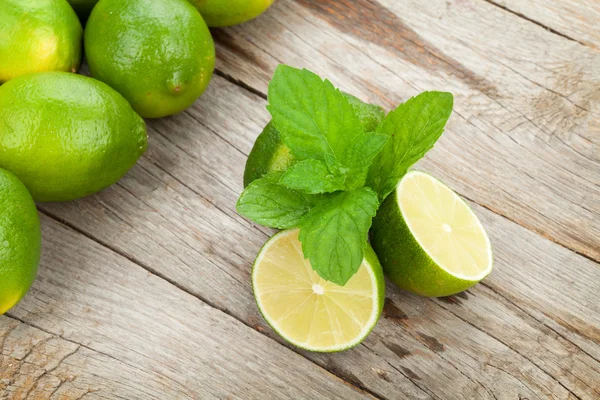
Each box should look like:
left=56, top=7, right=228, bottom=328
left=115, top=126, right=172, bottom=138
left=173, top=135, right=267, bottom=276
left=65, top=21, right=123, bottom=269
left=299, top=188, right=379, bottom=285
left=343, top=92, right=386, bottom=133
left=236, top=173, right=317, bottom=229
left=367, top=91, right=453, bottom=200
left=341, top=132, right=389, bottom=182
left=267, top=65, right=364, bottom=163
left=267, top=65, right=387, bottom=187
left=280, top=160, right=345, bottom=194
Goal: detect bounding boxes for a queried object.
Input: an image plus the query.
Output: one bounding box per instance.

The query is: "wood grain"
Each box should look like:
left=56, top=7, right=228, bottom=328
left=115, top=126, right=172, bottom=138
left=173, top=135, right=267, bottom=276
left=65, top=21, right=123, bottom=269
left=3, top=216, right=371, bottom=400
left=3, top=1, right=599, bottom=397
left=35, top=75, right=600, bottom=399
left=484, top=0, right=600, bottom=49
left=211, top=0, right=600, bottom=261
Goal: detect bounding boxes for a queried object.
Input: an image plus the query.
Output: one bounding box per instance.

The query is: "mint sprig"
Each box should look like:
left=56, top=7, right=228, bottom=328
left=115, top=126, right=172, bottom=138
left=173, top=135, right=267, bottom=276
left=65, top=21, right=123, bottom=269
left=237, top=65, right=454, bottom=286
left=367, top=91, right=454, bottom=200
left=267, top=65, right=388, bottom=188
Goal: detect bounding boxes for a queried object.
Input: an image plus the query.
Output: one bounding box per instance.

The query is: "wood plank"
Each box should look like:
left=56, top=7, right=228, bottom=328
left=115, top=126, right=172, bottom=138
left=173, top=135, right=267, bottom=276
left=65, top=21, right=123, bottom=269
left=484, top=0, right=600, bottom=49
left=210, top=0, right=600, bottom=261
left=38, top=75, right=600, bottom=398
left=3, top=215, right=373, bottom=400
left=1, top=316, right=196, bottom=400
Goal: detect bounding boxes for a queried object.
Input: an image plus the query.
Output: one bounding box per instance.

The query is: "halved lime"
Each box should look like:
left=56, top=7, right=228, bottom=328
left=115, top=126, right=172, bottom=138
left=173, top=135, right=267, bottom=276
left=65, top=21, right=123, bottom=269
left=371, top=170, right=493, bottom=297
left=253, top=229, right=385, bottom=352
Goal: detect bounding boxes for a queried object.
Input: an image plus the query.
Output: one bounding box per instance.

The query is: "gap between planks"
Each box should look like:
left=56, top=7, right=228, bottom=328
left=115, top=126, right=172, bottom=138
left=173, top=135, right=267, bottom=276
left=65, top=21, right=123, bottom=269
left=212, top=66, right=599, bottom=266
left=478, top=0, right=593, bottom=50
left=34, top=207, right=386, bottom=400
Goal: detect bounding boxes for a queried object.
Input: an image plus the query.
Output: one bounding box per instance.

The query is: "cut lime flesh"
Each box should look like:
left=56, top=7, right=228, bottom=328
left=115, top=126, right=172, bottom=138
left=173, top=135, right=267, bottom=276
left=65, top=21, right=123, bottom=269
left=253, top=229, right=385, bottom=352
left=371, top=170, right=493, bottom=297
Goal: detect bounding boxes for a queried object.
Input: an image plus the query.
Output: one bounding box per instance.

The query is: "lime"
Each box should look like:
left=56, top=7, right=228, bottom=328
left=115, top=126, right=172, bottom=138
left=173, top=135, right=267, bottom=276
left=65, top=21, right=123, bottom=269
left=253, top=229, right=385, bottom=352
left=67, top=0, right=99, bottom=19
left=188, top=0, right=275, bottom=27
left=243, top=93, right=385, bottom=186
left=370, top=170, right=493, bottom=297
left=85, top=0, right=215, bottom=118
left=0, top=168, right=41, bottom=315
left=0, top=72, right=148, bottom=202
left=0, top=0, right=82, bottom=83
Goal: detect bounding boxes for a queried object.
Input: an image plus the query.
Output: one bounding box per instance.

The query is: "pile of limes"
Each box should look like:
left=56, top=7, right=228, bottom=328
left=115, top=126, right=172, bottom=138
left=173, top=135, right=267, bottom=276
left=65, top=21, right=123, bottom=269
left=0, top=0, right=275, bottom=314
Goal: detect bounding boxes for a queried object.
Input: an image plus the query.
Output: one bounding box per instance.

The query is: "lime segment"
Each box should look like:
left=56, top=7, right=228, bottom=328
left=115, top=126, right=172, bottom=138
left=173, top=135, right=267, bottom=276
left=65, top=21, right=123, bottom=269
left=253, top=229, right=385, bottom=352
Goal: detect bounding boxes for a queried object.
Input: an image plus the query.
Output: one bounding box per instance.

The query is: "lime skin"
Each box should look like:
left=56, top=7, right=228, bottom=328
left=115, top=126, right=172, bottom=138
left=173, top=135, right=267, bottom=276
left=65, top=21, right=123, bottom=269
left=0, top=168, right=41, bottom=315
left=188, top=0, right=275, bottom=27
left=0, top=0, right=82, bottom=83
left=85, top=0, right=215, bottom=118
left=0, top=72, right=148, bottom=202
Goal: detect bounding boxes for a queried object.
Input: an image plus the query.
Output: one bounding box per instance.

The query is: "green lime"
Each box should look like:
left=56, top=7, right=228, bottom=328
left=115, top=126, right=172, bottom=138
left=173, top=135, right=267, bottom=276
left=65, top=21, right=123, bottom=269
left=0, top=0, right=82, bottom=83
left=243, top=93, right=385, bottom=186
left=67, top=0, right=99, bottom=19
left=188, top=0, right=275, bottom=27
left=0, top=168, right=41, bottom=315
left=370, top=170, right=493, bottom=297
left=253, top=229, right=385, bottom=352
left=0, top=72, right=148, bottom=202
left=85, top=0, right=215, bottom=118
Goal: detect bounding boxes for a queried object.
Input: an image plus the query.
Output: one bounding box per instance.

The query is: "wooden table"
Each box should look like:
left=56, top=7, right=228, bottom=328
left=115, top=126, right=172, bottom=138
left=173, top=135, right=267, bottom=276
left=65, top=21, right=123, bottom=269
left=2, top=0, right=599, bottom=398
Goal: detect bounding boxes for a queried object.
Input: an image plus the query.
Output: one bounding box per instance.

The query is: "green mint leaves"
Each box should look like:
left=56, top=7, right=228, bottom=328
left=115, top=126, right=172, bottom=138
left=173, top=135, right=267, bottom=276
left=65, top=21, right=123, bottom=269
left=267, top=65, right=389, bottom=189
left=367, top=91, right=454, bottom=200
left=237, top=64, right=453, bottom=286
left=280, top=159, right=345, bottom=194
left=299, top=188, right=379, bottom=285
left=236, top=173, right=317, bottom=229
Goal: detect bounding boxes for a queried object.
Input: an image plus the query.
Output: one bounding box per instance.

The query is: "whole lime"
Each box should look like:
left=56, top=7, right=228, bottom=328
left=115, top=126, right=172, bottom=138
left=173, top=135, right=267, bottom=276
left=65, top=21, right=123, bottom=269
left=0, top=168, right=41, bottom=315
left=0, top=72, right=148, bottom=202
left=67, top=0, right=100, bottom=19
left=188, top=0, right=275, bottom=27
left=0, top=0, right=82, bottom=83
left=85, top=0, right=215, bottom=118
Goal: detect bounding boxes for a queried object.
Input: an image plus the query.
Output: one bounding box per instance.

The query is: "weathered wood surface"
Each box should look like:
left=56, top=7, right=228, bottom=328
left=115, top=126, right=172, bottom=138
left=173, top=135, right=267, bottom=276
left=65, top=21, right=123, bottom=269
left=1, top=216, right=369, bottom=400
left=486, top=0, right=600, bottom=49
left=213, top=0, right=600, bottom=261
left=2, top=0, right=599, bottom=399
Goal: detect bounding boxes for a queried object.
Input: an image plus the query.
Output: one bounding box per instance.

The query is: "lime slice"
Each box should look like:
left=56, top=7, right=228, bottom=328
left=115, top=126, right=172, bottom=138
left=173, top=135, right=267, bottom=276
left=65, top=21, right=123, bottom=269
left=371, top=170, right=493, bottom=297
left=243, top=93, right=385, bottom=187
left=253, top=229, right=385, bottom=352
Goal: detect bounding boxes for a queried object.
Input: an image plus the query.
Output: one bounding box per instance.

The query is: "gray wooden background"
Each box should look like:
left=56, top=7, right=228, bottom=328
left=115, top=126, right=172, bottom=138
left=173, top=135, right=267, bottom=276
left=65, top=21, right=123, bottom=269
left=1, top=0, right=599, bottom=398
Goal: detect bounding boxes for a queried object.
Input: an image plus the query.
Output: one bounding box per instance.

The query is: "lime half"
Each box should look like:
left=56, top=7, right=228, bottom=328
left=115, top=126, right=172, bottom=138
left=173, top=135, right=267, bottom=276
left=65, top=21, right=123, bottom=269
left=253, top=229, right=385, bottom=352
left=371, top=170, right=493, bottom=297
